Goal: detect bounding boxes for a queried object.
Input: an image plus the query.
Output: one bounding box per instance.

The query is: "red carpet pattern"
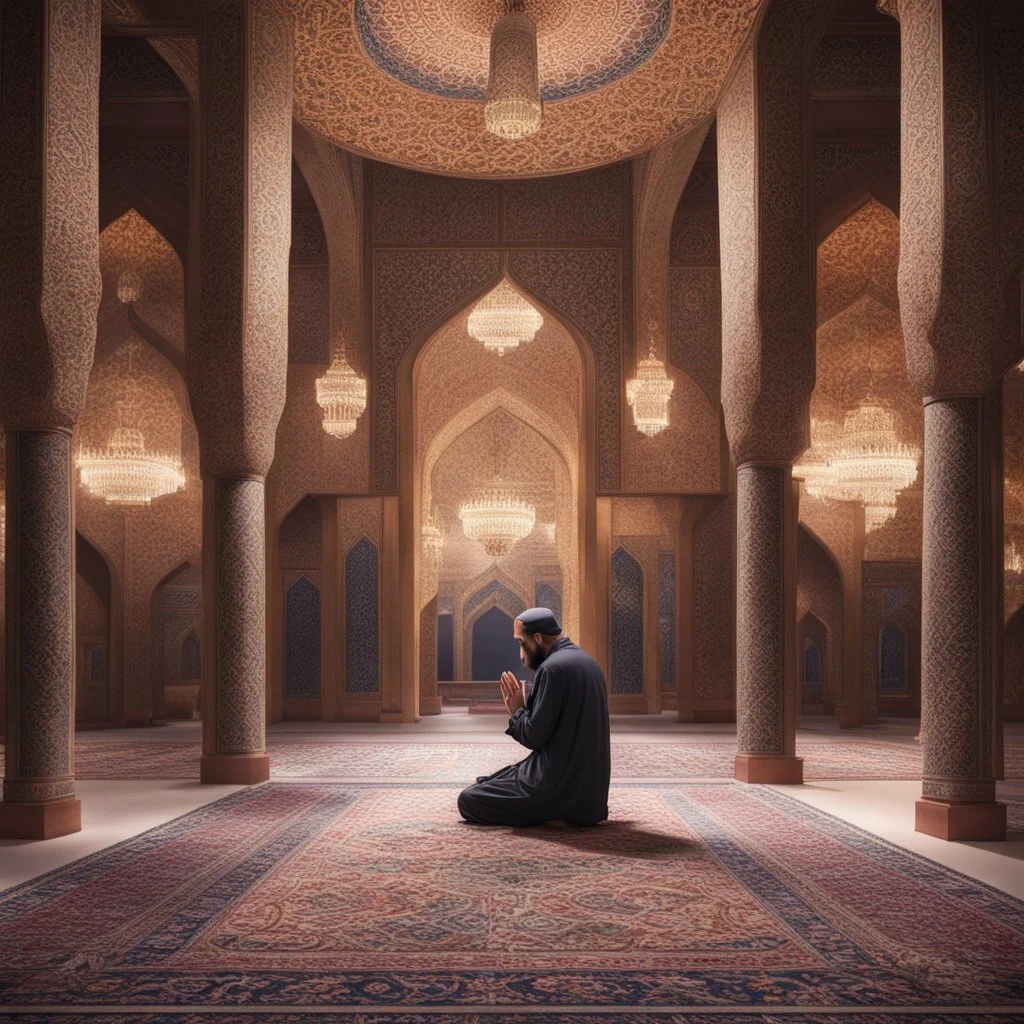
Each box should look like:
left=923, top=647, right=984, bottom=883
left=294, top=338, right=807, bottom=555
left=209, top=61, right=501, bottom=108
left=0, top=783, right=1022, bottom=1017
left=1, top=1016, right=1019, bottom=1023
left=12, top=737, right=1023, bottom=781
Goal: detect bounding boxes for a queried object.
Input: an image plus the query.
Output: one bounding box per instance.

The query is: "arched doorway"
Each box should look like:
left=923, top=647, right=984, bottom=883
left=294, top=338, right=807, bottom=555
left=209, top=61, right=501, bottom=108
left=150, top=562, right=202, bottom=720
left=403, top=273, right=597, bottom=719
left=471, top=607, right=521, bottom=683
left=75, top=532, right=116, bottom=727
left=796, top=526, right=845, bottom=720
left=799, top=611, right=829, bottom=714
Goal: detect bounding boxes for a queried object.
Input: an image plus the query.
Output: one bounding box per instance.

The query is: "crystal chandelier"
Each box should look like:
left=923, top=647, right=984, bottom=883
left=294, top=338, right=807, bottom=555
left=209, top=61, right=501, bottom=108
left=316, top=347, right=367, bottom=439
left=864, top=502, right=898, bottom=533
left=1007, top=537, right=1024, bottom=576
left=793, top=420, right=841, bottom=499
left=78, top=426, right=186, bottom=506
left=422, top=509, right=444, bottom=565
left=76, top=344, right=185, bottom=506
left=117, top=268, right=143, bottom=305
left=459, top=487, right=536, bottom=558
left=829, top=400, right=920, bottom=508
left=467, top=278, right=543, bottom=355
left=485, top=0, right=542, bottom=140
left=626, top=338, right=674, bottom=436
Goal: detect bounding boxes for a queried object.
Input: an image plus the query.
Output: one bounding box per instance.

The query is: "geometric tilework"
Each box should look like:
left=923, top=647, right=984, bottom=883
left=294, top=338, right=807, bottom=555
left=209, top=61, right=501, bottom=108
left=802, top=637, right=823, bottom=704
left=879, top=623, right=906, bottom=694
left=611, top=547, right=644, bottom=695
left=180, top=630, right=201, bottom=682
left=345, top=538, right=380, bottom=695
left=89, top=645, right=106, bottom=684
left=534, top=582, right=562, bottom=628
left=465, top=579, right=524, bottom=620
left=658, top=551, right=675, bottom=691
left=285, top=577, right=322, bottom=700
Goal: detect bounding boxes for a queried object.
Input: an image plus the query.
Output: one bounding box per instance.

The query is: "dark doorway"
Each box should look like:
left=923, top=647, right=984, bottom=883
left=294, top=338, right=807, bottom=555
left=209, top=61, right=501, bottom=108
left=472, top=606, right=524, bottom=683
left=438, top=613, right=454, bottom=681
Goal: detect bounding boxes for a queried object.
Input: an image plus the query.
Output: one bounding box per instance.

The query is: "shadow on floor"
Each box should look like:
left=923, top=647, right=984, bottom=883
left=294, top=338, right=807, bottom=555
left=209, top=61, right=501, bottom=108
left=506, top=818, right=692, bottom=858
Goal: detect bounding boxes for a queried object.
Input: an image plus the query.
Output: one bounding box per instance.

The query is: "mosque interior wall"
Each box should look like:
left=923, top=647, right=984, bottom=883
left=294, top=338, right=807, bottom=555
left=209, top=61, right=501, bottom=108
left=0, top=12, right=1021, bottom=737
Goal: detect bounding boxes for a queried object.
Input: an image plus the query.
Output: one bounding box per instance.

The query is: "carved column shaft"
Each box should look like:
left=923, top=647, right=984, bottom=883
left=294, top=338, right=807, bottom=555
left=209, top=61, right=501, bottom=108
left=897, top=0, right=1007, bottom=840
left=734, top=465, right=800, bottom=780
left=717, top=0, right=834, bottom=783
left=2, top=433, right=78, bottom=829
left=189, top=0, right=293, bottom=784
left=0, top=1, right=101, bottom=840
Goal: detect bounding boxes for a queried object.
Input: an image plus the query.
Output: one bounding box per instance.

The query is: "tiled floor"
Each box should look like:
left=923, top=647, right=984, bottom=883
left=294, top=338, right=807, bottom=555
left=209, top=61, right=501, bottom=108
left=2, top=712, right=1022, bottom=896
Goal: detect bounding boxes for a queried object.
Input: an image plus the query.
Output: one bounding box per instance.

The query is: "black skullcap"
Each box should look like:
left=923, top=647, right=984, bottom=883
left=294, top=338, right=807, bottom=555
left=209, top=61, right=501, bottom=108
left=517, top=607, right=562, bottom=636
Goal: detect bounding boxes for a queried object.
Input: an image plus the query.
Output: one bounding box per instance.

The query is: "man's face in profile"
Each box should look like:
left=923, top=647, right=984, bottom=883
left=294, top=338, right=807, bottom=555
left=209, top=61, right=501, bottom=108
left=514, top=622, right=546, bottom=671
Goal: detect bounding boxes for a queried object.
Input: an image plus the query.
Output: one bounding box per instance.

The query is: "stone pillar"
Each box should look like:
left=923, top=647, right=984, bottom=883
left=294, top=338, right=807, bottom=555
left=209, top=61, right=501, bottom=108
left=717, top=0, right=834, bottom=784
left=0, top=1, right=102, bottom=839
left=896, top=0, right=1010, bottom=840
left=838, top=504, right=866, bottom=728
left=188, top=0, right=293, bottom=785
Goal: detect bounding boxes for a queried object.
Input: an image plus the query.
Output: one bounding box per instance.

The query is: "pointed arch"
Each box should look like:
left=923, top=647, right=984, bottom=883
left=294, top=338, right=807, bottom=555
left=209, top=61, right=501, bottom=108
left=799, top=609, right=830, bottom=709
left=816, top=177, right=900, bottom=246
left=100, top=171, right=188, bottom=264
left=149, top=557, right=202, bottom=721
left=396, top=271, right=599, bottom=721
left=635, top=118, right=713, bottom=346
left=75, top=531, right=119, bottom=725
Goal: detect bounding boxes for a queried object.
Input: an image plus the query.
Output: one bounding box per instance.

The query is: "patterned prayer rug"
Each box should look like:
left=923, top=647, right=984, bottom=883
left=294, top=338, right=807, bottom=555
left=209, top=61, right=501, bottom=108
left=12, top=738, right=1022, bottom=782
left=0, top=783, right=1021, bottom=1019
left=0, top=1016, right=1020, bottom=1023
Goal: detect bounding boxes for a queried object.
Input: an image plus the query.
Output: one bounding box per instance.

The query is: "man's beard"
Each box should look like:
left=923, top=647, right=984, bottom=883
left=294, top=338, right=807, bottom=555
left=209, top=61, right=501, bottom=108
left=526, top=643, right=549, bottom=671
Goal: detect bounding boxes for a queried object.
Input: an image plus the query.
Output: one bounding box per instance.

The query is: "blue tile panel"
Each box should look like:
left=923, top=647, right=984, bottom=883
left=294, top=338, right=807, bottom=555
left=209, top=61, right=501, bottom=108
left=611, top=547, right=644, bottom=695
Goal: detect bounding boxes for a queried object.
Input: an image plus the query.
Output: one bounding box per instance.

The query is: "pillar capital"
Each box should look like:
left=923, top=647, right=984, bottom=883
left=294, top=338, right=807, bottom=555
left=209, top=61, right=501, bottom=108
left=897, top=0, right=1008, bottom=398
left=717, top=0, right=836, bottom=466
left=0, top=1, right=102, bottom=431
left=188, top=0, right=294, bottom=479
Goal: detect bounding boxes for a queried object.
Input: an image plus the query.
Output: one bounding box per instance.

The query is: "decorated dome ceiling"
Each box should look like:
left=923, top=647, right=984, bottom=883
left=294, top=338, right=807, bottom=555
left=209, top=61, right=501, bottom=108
left=286, top=0, right=763, bottom=178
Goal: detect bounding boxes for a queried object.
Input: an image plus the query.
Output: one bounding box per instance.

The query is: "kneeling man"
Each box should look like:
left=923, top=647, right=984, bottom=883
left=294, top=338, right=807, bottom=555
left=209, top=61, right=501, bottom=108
left=458, top=607, right=610, bottom=827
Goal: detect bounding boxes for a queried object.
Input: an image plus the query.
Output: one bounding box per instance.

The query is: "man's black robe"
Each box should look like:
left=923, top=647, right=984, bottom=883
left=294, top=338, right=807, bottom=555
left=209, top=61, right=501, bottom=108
left=457, top=636, right=611, bottom=826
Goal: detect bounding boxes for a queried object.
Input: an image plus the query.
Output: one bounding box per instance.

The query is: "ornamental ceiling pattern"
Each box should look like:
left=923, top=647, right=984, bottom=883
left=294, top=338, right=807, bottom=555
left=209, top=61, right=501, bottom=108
left=285, top=0, right=762, bottom=177
left=355, top=0, right=669, bottom=102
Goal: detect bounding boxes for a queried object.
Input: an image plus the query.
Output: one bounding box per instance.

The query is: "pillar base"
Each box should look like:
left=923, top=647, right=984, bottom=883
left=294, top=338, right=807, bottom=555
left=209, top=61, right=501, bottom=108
left=0, top=798, right=82, bottom=840
left=200, top=753, right=270, bottom=785
left=419, top=696, right=443, bottom=716
left=915, top=798, right=1006, bottom=841
left=735, top=754, right=804, bottom=784
left=836, top=707, right=862, bottom=729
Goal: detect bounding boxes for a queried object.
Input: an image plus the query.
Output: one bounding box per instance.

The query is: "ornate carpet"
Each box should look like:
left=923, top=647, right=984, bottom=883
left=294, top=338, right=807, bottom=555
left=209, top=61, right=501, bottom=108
left=14, top=737, right=1024, bottom=782
left=0, top=783, right=1022, bottom=1020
